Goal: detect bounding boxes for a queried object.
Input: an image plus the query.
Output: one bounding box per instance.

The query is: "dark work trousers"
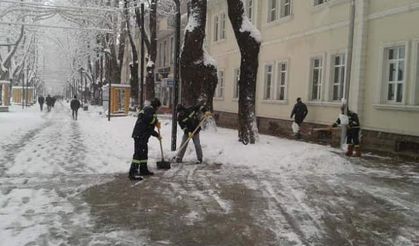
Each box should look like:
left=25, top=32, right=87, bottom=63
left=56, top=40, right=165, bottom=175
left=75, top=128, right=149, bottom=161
left=347, top=128, right=360, bottom=146
left=72, top=109, right=78, bottom=120
left=40, top=104, right=44, bottom=111
left=133, top=138, right=148, bottom=165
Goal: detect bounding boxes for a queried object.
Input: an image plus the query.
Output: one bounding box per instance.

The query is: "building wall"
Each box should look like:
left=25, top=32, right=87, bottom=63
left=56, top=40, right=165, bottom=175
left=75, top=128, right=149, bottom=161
left=207, top=0, right=419, bottom=137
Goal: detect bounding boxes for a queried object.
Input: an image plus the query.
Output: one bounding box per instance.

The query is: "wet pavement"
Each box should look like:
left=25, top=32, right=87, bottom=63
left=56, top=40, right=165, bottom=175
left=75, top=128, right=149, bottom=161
left=1, top=104, right=419, bottom=245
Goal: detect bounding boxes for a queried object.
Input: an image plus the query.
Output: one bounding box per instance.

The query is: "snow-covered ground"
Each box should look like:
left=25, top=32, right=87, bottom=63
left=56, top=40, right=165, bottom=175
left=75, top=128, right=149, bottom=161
left=1, top=102, right=418, bottom=245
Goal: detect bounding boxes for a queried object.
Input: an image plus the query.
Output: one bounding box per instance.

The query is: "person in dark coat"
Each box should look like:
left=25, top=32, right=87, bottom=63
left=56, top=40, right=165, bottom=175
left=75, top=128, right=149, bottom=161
left=175, top=101, right=211, bottom=164
left=45, top=95, right=53, bottom=112
left=129, top=98, right=162, bottom=180
left=70, top=96, right=81, bottom=120
left=290, top=97, right=308, bottom=139
left=38, top=96, right=45, bottom=111
left=333, top=106, right=361, bottom=157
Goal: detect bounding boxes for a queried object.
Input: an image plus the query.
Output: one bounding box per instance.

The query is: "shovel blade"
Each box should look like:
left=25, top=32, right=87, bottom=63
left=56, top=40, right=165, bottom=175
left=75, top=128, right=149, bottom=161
left=157, top=160, right=171, bottom=169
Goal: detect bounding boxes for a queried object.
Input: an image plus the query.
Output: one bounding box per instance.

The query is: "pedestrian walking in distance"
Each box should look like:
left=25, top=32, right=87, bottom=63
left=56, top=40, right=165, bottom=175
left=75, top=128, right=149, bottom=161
left=45, top=95, right=53, bottom=112
left=290, top=97, right=308, bottom=139
left=70, top=96, right=81, bottom=120
left=175, top=100, right=211, bottom=164
left=38, top=95, right=45, bottom=111
left=333, top=106, right=361, bottom=157
left=129, top=98, right=162, bottom=180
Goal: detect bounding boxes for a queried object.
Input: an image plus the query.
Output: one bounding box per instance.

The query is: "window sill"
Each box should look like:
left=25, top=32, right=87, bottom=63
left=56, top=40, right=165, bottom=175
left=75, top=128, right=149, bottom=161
left=213, top=38, right=227, bottom=45
left=264, top=15, right=293, bottom=28
left=312, top=0, right=349, bottom=12
left=373, top=104, right=419, bottom=112
left=213, top=97, right=224, bottom=101
left=261, top=99, right=289, bottom=105
left=306, top=101, right=342, bottom=108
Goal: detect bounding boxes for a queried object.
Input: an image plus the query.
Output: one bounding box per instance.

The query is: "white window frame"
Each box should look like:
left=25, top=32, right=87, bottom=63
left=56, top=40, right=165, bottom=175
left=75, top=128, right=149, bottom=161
left=213, top=15, right=219, bottom=42
left=246, top=0, right=254, bottom=24
left=413, top=41, right=419, bottom=105
left=383, top=46, right=407, bottom=104
left=263, top=64, right=274, bottom=100
left=215, top=70, right=225, bottom=99
left=276, top=60, right=288, bottom=101
left=330, top=53, right=346, bottom=101
left=170, top=36, right=174, bottom=65
left=309, top=57, right=324, bottom=101
left=267, top=0, right=292, bottom=23
left=233, top=68, right=240, bottom=99
left=213, top=12, right=226, bottom=42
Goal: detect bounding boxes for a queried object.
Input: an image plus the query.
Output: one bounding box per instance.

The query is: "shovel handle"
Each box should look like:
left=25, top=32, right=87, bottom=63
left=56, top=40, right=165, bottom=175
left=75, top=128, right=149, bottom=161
left=158, top=128, right=165, bottom=160
left=174, top=115, right=209, bottom=159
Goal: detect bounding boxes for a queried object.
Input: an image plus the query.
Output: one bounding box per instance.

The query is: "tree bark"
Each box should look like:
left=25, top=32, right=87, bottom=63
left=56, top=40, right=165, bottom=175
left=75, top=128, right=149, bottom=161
left=145, top=0, right=158, bottom=101
left=227, top=0, right=261, bottom=144
left=125, top=0, right=139, bottom=106
left=180, top=0, right=217, bottom=108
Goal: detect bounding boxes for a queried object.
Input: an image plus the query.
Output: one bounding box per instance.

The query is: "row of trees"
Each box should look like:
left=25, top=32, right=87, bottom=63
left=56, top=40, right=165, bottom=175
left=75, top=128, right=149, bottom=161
left=0, top=0, right=261, bottom=144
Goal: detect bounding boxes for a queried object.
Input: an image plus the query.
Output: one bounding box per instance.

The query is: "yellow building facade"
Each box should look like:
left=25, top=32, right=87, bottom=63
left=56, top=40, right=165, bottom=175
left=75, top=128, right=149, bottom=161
left=206, top=0, right=419, bottom=156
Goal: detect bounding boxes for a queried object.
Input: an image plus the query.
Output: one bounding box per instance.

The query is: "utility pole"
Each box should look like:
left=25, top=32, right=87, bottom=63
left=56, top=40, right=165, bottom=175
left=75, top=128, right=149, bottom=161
left=140, top=3, right=145, bottom=110
left=171, top=0, right=181, bottom=151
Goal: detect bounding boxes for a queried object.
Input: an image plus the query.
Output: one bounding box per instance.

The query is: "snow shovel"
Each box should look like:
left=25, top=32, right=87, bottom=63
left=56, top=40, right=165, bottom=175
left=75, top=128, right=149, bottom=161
left=172, top=115, right=208, bottom=162
left=156, top=128, right=171, bottom=169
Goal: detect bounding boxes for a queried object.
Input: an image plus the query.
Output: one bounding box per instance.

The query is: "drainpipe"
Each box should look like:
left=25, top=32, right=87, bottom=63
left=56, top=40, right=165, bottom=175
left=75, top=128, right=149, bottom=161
left=342, top=0, right=356, bottom=147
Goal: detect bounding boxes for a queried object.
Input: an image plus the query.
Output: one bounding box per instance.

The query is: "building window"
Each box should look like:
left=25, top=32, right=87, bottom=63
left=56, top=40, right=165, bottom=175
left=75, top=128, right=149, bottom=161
left=314, top=0, right=328, bottom=6
left=214, top=12, right=226, bottom=42
left=215, top=71, right=224, bottom=98
left=159, top=43, right=162, bottom=67
left=276, top=62, right=288, bottom=101
left=264, top=64, right=274, bottom=100
left=170, top=36, right=174, bottom=65
left=163, top=40, right=167, bottom=67
left=310, top=57, right=323, bottom=101
left=268, top=0, right=277, bottom=22
left=246, top=0, right=254, bottom=23
left=331, top=54, right=345, bottom=101
left=220, top=12, right=226, bottom=40
left=214, top=15, right=219, bottom=41
left=233, top=68, right=240, bottom=99
left=280, top=0, right=291, bottom=18
left=268, top=0, right=291, bottom=22
left=385, top=46, right=405, bottom=103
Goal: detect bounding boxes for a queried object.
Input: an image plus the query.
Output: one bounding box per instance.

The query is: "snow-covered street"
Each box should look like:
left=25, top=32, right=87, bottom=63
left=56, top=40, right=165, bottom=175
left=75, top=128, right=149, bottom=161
left=1, top=103, right=419, bottom=246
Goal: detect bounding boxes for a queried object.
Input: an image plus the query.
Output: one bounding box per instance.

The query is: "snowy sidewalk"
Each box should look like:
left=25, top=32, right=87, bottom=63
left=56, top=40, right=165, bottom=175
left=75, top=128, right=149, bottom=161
left=1, top=103, right=419, bottom=245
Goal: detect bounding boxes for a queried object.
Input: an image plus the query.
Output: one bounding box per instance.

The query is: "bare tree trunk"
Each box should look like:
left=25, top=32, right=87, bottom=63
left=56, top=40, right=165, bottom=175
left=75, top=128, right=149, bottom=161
left=180, top=0, right=217, bottom=108
left=124, top=0, right=139, bottom=106
left=145, top=0, right=158, bottom=101
left=227, top=0, right=261, bottom=144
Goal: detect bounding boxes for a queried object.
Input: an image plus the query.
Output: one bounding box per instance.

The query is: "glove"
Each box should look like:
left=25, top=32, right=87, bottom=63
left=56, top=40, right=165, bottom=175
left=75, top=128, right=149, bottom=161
left=205, top=111, right=212, bottom=117
left=188, top=132, right=194, bottom=138
left=156, top=121, right=161, bottom=129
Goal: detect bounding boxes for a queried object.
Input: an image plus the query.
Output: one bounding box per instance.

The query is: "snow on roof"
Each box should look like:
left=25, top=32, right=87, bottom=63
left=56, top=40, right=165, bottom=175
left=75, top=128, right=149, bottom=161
left=0, top=80, right=11, bottom=84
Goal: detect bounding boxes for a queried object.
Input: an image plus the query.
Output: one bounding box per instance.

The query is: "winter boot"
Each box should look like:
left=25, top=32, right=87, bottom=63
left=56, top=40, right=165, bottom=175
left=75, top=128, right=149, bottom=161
left=354, top=145, right=362, bottom=157
left=195, top=159, right=203, bottom=164
left=345, top=144, right=354, bottom=156
left=139, top=163, right=154, bottom=176
left=128, top=163, right=143, bottom=181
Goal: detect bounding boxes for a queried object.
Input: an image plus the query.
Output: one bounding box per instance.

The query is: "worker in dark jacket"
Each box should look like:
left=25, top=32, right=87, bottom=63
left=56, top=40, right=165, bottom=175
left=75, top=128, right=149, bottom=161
left=333, top=106, right=361, bottom=157
left=175, top=102, right=211, bottom=164
left=290, top=97, right=308, bottom=138
left=38, top=96, right=45, bottom=111
left=129, top=98, right=162, bottom=180
left=70, top=96, right=81, bottom=120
